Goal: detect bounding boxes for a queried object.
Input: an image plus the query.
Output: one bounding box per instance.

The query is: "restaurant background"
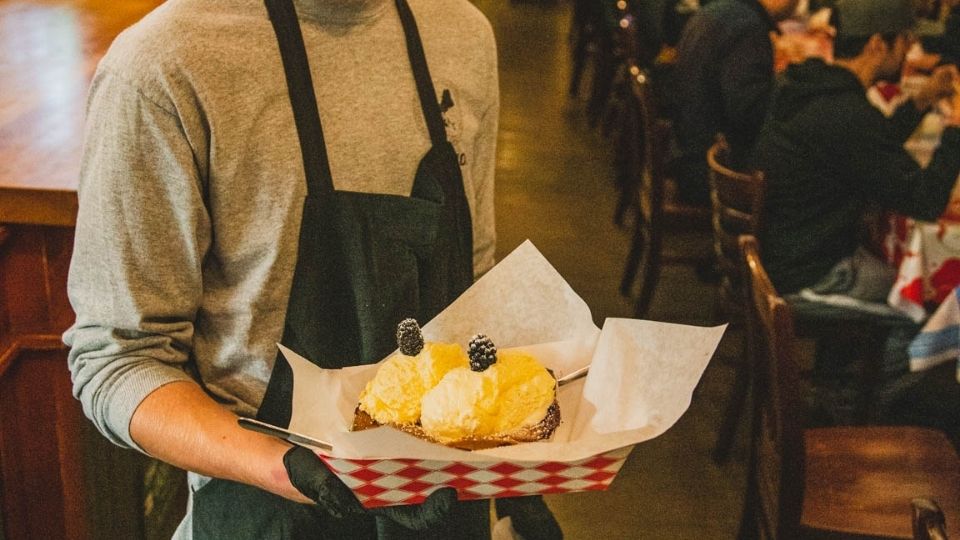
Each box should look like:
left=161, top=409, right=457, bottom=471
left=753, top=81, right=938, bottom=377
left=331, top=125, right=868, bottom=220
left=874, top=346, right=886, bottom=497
left=1, top=0, right=956, bottom=538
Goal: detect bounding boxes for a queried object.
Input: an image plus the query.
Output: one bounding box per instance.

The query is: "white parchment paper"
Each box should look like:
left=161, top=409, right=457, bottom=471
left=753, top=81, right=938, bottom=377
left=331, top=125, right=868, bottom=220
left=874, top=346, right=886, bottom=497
left=283, top=241, right=725, bottom=463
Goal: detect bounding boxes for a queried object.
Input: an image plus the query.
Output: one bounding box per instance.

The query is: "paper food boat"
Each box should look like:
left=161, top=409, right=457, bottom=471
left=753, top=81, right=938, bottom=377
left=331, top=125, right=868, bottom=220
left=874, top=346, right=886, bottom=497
left=277, top=241, right=725, bottom=508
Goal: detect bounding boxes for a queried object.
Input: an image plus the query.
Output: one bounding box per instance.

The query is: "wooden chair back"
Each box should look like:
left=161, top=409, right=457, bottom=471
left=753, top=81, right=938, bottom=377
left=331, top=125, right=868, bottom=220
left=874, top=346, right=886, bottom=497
left=740, top=235, right=806, bottom=539
left=614, top=2, right=658, bottom=66
left=709, top=141, right=765, bottom=464
left=614, top=2, right=638, bottom=66
left=708, top=138, right=765, bottom=308
left=913, top=498, right=950, bottom=540
left=618, top=65, right=712, bottom=316
left=569, top=0, right=603, bottom=99
left=629, top=65, right=670, bottom=238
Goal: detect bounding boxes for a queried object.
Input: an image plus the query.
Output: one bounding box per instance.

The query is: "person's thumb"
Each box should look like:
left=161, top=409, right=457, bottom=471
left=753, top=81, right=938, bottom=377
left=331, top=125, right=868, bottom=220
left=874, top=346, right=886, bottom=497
left=373, top=487, right=457, bottom=530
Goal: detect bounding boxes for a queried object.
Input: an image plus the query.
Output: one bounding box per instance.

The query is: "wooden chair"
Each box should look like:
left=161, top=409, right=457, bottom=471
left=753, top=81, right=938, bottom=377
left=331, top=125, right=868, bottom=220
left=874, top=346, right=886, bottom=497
left=578, top=1, right=619, bottom=127
left=599, top=2, right=650, bottom=139
left=618, top=65, right=711, bottom=318
left=738, top=234, right=960, bottom=540
left=706, top=137, right=766, bottom=464
left=913, top=498, right=949, bottom=540
left=610, top=7, right=670, bottom=225
left=603, top=5, right=640, bottom=185
left=712, top=147, right=911, bottom=463
left=707, top=137, right=766, bottom=315
left=568, top=0, right=602, bottom=99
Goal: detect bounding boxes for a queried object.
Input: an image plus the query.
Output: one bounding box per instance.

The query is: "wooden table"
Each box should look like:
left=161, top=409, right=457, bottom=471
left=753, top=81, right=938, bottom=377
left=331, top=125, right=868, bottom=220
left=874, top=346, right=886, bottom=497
left=0, top=2, right=171, bottom=539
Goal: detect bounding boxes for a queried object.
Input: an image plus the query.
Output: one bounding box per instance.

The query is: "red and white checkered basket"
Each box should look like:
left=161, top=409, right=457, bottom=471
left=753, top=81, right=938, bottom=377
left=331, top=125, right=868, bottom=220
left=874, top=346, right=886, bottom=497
left=317, top=445, right=633, bottom=508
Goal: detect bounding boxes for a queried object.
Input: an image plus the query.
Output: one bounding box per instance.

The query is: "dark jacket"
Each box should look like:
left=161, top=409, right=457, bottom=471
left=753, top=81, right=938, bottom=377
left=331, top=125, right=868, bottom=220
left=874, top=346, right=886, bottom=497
left=754, top=59, right=960, bottom=294
left=922, top=6, right=960, bottom=67
left=670, top=0, right=777, bottom=203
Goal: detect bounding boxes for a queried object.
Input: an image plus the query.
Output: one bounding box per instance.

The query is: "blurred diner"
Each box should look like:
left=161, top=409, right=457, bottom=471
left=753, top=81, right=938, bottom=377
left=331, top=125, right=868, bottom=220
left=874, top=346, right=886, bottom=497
left=669, top=0, right=799, bottom=205
left=754, top=0, right=960, bottom=433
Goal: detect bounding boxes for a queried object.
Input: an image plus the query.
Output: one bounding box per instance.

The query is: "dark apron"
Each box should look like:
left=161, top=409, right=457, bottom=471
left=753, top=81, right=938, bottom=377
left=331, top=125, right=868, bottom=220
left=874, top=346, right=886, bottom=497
left=192, top=0, right=488, bottom=537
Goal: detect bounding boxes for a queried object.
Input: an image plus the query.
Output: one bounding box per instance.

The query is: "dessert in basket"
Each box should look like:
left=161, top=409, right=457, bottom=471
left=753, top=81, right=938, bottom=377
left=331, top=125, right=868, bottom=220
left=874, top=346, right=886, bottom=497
left=237, top=242, right=725, bottom=509
left=351, top=319, right=561, bottom=450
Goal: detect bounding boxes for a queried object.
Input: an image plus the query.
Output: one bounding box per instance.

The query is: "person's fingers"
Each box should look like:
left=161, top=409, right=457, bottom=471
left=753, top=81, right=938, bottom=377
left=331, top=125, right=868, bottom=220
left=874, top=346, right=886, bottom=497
left=320, top=473, right=366, bottom=518
left=495, top=496, right=563, bottom=540
left=283, top=445, right=326, bottom=501
left=926, top=66, right=959, bottom=99
left=941, top=64, right=960, bottom=81
left=373, top=487, right=457, bottom=530
left=282, top=446, right=364, bottom=518
left=420, top=487, right=457, bottom=517
left=932, top=67, right=949, bottom=87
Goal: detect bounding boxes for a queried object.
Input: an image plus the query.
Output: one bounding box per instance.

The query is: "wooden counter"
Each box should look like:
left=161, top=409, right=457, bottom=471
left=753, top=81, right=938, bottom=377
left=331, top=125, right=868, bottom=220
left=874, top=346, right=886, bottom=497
left=0, top=0, right=164, bottom=226
left=0, top=2, right=179, bottom=539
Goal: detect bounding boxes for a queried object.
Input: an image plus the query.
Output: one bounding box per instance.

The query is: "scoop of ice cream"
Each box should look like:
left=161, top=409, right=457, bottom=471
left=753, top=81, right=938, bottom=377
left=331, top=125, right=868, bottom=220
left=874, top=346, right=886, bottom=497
left=358, top=354, right=424, bottom=425
left=419, top=350, right=556, bottom=443
left=417, top=342, right=470, bottom=388
left=487, top=351, right=557, bottom=434
left=420, top=368, right=500, bottom=443
left=358, top=343, right=468, bottom=426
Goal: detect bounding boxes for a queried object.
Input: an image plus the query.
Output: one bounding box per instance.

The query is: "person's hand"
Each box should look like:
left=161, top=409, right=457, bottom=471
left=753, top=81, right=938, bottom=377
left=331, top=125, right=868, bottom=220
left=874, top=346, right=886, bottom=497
left=283, top=446, right=457, bottom=529
left=283, top=445, right=365, bottom=518
left=914, top=64, right=959, bottom=110
left=906, top=52, right=943, bottom=75
left=370, top=487, right=458, bottom=530
left=807, top=8, right=834, bottom=36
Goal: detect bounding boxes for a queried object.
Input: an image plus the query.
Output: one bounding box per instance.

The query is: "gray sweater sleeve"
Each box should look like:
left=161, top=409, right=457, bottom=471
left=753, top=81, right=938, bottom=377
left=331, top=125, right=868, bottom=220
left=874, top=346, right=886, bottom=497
left=63, top=67, right=209, bottom=450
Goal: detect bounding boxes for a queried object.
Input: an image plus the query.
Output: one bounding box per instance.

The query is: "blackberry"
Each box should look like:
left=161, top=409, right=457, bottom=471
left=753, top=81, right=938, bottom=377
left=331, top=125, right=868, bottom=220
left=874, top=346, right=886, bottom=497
left=468, top=334, right=497, bottom=372
left=396, top=318, right=424, bottom=356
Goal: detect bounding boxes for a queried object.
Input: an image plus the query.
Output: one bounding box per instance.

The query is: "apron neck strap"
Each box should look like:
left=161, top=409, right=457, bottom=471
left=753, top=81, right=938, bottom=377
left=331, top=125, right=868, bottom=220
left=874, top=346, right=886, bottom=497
left=264, top=0, right=333, bottom=194
left=395, top=0, right=447, bottom=147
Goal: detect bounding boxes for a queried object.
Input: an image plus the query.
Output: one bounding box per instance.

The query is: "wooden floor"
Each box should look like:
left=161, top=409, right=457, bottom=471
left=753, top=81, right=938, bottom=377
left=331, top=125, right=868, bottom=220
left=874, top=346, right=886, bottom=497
left=473, top=1, right=749, bottom=537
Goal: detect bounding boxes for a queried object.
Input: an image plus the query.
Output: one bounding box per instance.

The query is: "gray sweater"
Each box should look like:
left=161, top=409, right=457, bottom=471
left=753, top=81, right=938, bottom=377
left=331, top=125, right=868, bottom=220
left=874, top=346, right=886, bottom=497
left=64, top=0, right=498, bottom=451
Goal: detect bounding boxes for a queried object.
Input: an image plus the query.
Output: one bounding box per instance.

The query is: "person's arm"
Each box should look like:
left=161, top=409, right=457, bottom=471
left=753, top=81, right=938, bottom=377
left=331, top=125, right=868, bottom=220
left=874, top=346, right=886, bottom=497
left=64, top=66, right=306, bottom=502
left=834, top=92, right=960, bottom=221
left=887, top=98, right=929, bottom=141
left=131, top=381, right=308, bottom=501
left=133, top=377, right=451, bottom=524
left=884, top=66, right=958, bottom=141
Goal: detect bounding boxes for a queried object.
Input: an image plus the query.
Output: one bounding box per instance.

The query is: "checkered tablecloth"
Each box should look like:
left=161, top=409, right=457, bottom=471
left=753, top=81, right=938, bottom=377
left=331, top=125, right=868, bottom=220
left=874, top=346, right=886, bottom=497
left=885, top=217, right=960, bottom=322
left=318, top=446, right=633, bottom=508
left=908, top=286, right=960, bottom=383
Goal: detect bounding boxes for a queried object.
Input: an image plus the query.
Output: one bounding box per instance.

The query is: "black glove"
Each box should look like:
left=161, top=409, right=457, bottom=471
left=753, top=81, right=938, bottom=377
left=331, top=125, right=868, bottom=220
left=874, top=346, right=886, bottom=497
left=283, top=445, right=365, bottom=519
left=495, top=496, right=563, bottom=540
left=370, top=487, right=458, bottom=531
left=283, top=445, right=457, bottom=529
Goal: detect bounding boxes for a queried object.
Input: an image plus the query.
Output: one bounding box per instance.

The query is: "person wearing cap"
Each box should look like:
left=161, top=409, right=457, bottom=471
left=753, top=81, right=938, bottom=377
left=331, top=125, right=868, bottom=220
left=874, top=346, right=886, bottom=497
left=756, top=0, right=960, bottom=298
left=754, top=0, right=960, bottom=428
left=669, top=0, right=801, bottom=205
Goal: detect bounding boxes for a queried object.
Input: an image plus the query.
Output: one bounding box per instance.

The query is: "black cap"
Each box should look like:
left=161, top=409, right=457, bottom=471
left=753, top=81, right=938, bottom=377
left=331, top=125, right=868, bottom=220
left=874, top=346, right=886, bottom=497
left=834, top=0, right=917, bottom=39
